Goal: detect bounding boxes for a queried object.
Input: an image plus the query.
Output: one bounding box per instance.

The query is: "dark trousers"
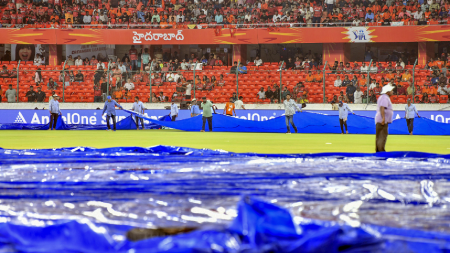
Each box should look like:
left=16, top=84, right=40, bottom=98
left=49, top=113, right=58, bottom=130
left=406, top=118, right=414, bottom=133
left=312, top=16, right=321, bottom=26
left=327, top=4, right=334, bottom=13
left=135, top=116, right=144, bottom=129
left=106, top=115, right=117, bottom=130
left=348, top=94, right=354, bottom=103
left=285, top=115, right=297, bottom=133
left=94, top=96, right=102, bottom=102
left=375, top=123, right=389, bottom=152
left=339, top=118, right=348, bottom=133
left=172, top=115, right=177, bottom=121
left=202, top=116, right=213, bottom=131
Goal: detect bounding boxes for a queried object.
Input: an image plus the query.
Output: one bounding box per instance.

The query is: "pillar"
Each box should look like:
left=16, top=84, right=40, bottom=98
left=418, top=42, right=435, bottom=67
left=323, top=43, right=351, bottom=65
left=232, top=45, right=247, bottom=64
left=49, top=45, right=62, bottom=66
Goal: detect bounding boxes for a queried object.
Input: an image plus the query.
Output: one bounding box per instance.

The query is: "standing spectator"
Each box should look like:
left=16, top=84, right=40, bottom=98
left=312, top=4, right=323, bottom=27
left=26, top=86, right=36, bottom=102
left=375, top=85, right=394, bottom=152
left=141, top=48, right=151, bottom=68
left=326, top=0, right=335, bottom=14
left=257, top=87, right=266, bottom=100
left=49, top=94, right=62, bottom=131
left=346, top=82, right=356, bottom=103
left=129, top=45, right=138, bottom=71
left=5, top=84, right=16, bottom=103
left=75, top=56, right=83, bottom=66
left=35, top=68, right=43, bottom=85
left=36, top=86, right=46, bottom=102
left=254, top=56, right=263, bottom=66
left=354, top=86, right=363, bottom=104
left=235, top=96, right=246, bottom=109
left=100, top=77, right=108, bottom=102
left=94, top=83, right=102, bottom=102
left=185, top=80, right=192, bottom=100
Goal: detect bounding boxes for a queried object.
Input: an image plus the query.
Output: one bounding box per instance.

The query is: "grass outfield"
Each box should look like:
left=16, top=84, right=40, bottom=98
left=0, top=130, right=449, bottom=154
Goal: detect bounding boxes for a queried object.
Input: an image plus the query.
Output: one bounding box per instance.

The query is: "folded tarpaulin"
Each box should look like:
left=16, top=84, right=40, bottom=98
left=125, top=110, right=450, bottom=135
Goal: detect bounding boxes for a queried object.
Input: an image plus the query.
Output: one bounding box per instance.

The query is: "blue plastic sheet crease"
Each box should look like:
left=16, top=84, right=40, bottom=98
left=0, top=145, right=450, bottom=252
left=126, top=110, right=450, bottom=135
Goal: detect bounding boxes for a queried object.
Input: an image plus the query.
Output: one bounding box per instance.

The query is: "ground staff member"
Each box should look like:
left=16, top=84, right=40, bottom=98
left=171, top=102, right=179, bottom=121
left=132, top=96, right=146, bottom=130
left=190, top=98, right=200, bottom=117
left=102, top=96, right=123, bottom=131
left=338, top=100, right=354, bottom=134
left=48, top=94, right=61, bottom=130
left=224, top=97, right=236, bottom=116
left=405, top=98, right=420, bottom=135
left=283, top=94, right=302, bottom=134
left=201, top=96, right=215, bottom=132
left=375, top=84, right=394, bottom=152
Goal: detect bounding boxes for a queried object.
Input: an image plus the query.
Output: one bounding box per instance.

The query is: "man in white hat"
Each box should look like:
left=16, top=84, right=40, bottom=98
left=405, top=98, right=420, bottom=135
left=375, top=84, right=395, bottom=152
left=48, top=94, right=62, bottom=130
left=190, top=98, right=200, bottom=117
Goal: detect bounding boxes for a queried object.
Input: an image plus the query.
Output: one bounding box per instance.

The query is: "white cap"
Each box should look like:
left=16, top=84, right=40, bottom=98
left=381, top=85, right=395, bottom=95
left=53, top=94, right=59, bottom=97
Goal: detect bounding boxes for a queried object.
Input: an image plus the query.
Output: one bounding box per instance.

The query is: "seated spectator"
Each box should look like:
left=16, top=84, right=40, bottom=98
left=114, top=87, right=123, bottom=100
left=133, top=70, right=143, bottom=83
left=257, top=87, right=266, bottom=100
left=373, top=83, right=382, bottom=95
left=305, top=71, right=314, bottom=82
left=285, top=58, right=295, bottom=69
left=407, top=82, right=415, bottom=95
left=0, top=65, right=11, bottom=78
left=334, top=76, right=342, bottom=87
left=342, top=75, right=351, bottom=87
left=83, top=57, right=90, bottom=66
left=230, top=61, right=238, bottom=74
left=396, top=84, right=406, bottom=95
left=217, top=74, right=226, bottom=87
left=238, top=63, right=247, bottom=74
left=123, top=88, right=132, bottom=101
left=74, top=70, right=84, bottom=83
left=97, top=61, right=106, bottom=70
left=360, top=62, right=369, bottom=73
left=439, top=73, right=448, bottom=84
left=402, top=70, right=412, bottom=82
left=75, top=56, right=83, bottom=66
left=66, top=55, right=75, bottom=66
left=158, top=91, right=166, bottom=102
left=429, top=93, right=438, bottom=103
left=152, top=73, right=162, bottom=86
left=438, top=82, right=450, bottom=96
left=124, top=79, right=135, bottom=90
left=254, top=56, right=263, bottom=67
left=295, top=57, right=303, bottom=69
left=47, top=78, right=58, bottom=90
left=166, top=72, right=176, bottom=82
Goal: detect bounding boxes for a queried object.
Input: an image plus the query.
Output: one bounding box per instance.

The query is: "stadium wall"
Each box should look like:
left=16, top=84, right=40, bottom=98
left=1, top=104, right=450, bottom=125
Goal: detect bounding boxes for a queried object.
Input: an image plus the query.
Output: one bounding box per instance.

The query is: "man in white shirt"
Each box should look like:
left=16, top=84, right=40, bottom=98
left=338, top=100, right=354, bottom=134
left=118, top=62, right=127, bottom=75
left=180, top=59, right=189, bottom=70
left=369, top=80, right=377, bottom=90
left=185, top=80, right=192, bottom=99
left=354, top=86, right=363, bottom=104
left=334, top=76, right=342, bottom=87
left=176, top=14, right=185, bottom=22
left=273, top=13, right=282, bottom=22
left=75, top=56, right=83, bottom=66
left=124, top=79, right=135, bottom=90
left=257, top=88, right=266, bottom=99
left=235, top=96, right=246, bottom=109
left=131, top=96, right=146, bottom=130
left=166, top=72, right=175, bottom=82
left=174, top=72, right=183, bottom=83
left=405, top=98, right=420, bottom=135
left=360, top=62, right=369, bottom=73
left=191, top=62, right=202, bottom=70
left=83, top=13, right=92, bottom=24
left=170, top=102, right=179, bottom=121
left=254, top=56, right=263, bottom=66
left=97, top=62, right=106, bottom=70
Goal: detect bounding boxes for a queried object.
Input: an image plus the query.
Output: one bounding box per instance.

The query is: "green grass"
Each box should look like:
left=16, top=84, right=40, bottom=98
left=0, top=130, right=449, bottom=154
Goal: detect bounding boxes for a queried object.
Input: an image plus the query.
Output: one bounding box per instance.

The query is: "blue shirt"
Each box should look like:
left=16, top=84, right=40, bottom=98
left=431, top=77, right=439, bottom=84
left=338, top=103, right=354, bottom=119
left=215, top=15, right=223, bottom=23
left=170, top=103, right=179, bottom=116
left=137, top=11, right=145, bottom=22
left=49, top=99, right=61, bottom=114
left=190, top=104, right=200, bottom=116
left=132, top=101, right=146, bottom=113
left=365, top=13, right=374, bottom=21
left=238, top=66, right=247, bottom=74
left=102, top=100, right=123, bottom=116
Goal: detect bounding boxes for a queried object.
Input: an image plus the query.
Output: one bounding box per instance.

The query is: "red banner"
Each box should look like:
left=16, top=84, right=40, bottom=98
left=0, top=26, right=450, bottom=45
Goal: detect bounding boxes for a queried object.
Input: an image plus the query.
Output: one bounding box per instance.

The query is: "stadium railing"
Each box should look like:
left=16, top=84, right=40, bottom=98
left=1, top=59, right=449, bottom=105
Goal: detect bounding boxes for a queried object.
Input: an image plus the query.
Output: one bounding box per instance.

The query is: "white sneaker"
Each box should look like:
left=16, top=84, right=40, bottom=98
left=286, top=132, right=291, bottom=134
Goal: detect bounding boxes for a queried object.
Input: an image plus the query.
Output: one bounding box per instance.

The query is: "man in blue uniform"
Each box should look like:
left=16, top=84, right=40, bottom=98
left=132, top=96, right=146, bottom=130
left=102, top=95, right=123, bottom=131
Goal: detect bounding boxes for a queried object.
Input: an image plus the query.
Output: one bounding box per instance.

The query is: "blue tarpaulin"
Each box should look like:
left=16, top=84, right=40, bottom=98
left=0, top=146, right=450, bottom=252
left=126, top=110, right=450, bottom=135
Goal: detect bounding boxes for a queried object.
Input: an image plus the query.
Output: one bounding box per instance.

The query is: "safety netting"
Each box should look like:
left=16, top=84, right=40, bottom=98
left=0, top=145, right=450, bottom=252
left=127, top=110, right=450, bottom=135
